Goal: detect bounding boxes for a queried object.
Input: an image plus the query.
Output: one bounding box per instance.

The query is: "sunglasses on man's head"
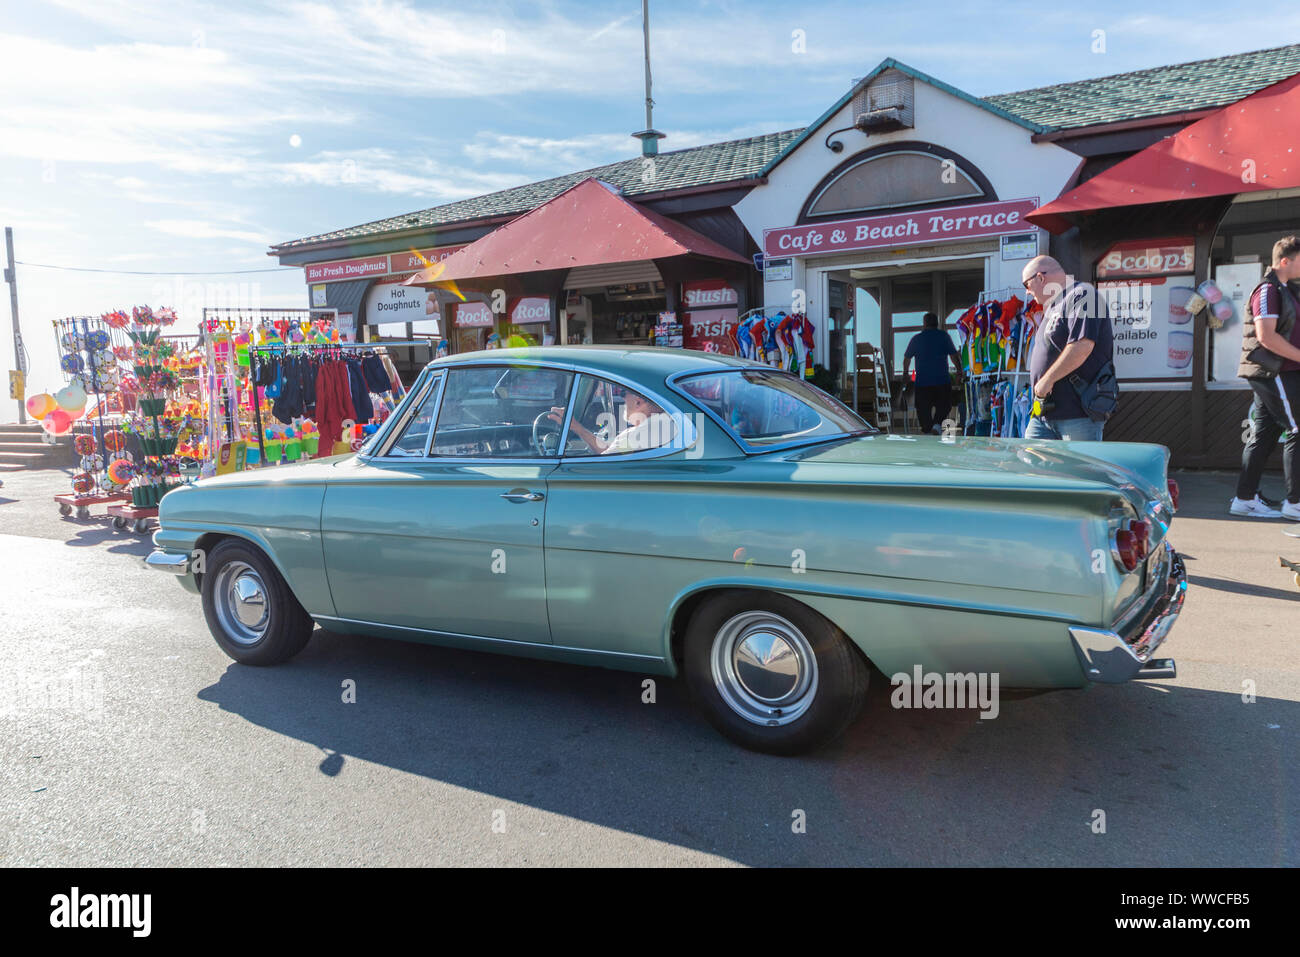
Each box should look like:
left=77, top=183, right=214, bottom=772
left=1022, top=272, right=1044, bottom=290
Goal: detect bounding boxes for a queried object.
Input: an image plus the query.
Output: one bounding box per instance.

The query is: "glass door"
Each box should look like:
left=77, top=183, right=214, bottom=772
left=848, top=283, right=882, bottom=417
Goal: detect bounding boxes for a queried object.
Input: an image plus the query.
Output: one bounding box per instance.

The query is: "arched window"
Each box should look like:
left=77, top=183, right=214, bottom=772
left=802, top=145, right=992, bottom=220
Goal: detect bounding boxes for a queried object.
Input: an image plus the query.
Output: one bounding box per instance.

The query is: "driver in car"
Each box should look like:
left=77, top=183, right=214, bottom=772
left=548, top=389, right=676, bottom=454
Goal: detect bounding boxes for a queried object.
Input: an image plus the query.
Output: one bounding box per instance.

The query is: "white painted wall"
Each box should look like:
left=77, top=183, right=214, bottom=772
left=734, top=71, right=1084, bottom=358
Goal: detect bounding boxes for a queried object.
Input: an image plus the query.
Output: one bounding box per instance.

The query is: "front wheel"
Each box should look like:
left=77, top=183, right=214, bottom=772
left=200, top=539, right=314, bottom=665
left=684, top=591, right=869, bottom=755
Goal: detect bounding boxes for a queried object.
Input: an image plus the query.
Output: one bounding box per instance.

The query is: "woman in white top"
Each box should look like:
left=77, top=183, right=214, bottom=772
left=549, top=389, right=676, bottom=455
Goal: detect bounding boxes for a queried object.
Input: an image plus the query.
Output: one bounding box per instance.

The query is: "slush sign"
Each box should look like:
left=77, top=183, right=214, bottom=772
left=1096, top=238, right=1195, bottom=279
left=682, top=280, right=738, bottom=309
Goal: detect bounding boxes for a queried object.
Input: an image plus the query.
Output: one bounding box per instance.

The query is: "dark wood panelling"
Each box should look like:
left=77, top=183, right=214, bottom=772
left=1106, top=389, right=1283, bottom=470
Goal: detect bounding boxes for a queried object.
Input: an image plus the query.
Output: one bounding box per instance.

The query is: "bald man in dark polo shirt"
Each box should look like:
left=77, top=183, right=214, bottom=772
left=1022, top=255, right=1114, bottom=441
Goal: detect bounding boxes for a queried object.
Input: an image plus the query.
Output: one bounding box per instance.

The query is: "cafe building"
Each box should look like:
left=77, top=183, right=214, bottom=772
left=268, top=43, right=1300, bottom=466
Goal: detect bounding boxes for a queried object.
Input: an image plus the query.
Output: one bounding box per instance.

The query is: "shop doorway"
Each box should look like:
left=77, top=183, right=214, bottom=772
left=826, top=264, right=985, bottom=429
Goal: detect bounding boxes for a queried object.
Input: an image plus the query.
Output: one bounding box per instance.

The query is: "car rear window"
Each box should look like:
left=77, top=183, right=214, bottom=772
left=679, top=369, right=870, bottom=447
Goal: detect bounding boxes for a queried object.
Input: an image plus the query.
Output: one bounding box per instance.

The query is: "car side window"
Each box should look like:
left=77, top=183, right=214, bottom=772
left=384, top=373, right=443, bottom=457
left=563, top=375, right=678, bottom=457
left=431, top=365, right=574, bottom=458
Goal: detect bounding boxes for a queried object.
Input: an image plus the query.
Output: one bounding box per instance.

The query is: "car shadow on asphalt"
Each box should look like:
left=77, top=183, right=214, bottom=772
left=63, top=525, right=154, bottom=556
left=1187, top=573, right=1300, bottom=602
left=195, top=627, right=1298, bottom=866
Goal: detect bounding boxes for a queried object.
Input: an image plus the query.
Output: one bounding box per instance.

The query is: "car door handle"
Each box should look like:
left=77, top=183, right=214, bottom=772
left=500, top=490, right=545, bottom=503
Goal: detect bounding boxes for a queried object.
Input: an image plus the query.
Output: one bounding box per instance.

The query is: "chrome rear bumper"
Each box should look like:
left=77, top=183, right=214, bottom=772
left=146, top=550, right=190, bottom=575
left=1070, top=543, right=1187, bottom=684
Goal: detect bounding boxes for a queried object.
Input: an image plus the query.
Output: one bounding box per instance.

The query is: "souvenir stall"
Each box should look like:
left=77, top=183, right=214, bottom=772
left=198, top=307, right=342, bottom=474
left=42, top=315, right=131, bottom=519
left=731, top=309, right=818, bottom=378
left=246, top=339, right=414, bottom=467
left=953, top=291, right=1042, bottom=438
left=103, top=306, right=189, bottom=531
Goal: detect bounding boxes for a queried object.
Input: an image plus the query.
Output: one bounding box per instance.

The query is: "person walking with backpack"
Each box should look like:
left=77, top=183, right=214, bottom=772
left=1231, top=236, right=1300, bottom=519
left=1021, top=255, right=1116, bottom=440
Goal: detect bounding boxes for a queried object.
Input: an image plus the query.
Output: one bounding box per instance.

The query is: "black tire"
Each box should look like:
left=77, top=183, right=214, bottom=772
left=200, top=539, right=314, bottom=665
left=684, top=590, right=869, bottom=755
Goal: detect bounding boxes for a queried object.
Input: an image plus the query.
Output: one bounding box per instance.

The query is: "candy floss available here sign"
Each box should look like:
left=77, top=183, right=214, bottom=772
left=1099, top=276, right=1197, bottom=382
left=763, top=198, right=1039, bottom=257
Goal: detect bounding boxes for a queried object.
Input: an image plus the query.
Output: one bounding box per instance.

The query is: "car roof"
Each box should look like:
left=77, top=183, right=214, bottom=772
left=423, top=344, right=762, bottom=388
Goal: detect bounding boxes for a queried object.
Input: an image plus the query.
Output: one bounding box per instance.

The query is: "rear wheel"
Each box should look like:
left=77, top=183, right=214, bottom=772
left=200, top=539, right=314, bottom=665
left=684, top=591, right=869, bottom=755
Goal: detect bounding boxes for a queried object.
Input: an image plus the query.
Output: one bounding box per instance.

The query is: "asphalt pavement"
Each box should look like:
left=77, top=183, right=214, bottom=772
left=0, top=465, right=1296, bottom=866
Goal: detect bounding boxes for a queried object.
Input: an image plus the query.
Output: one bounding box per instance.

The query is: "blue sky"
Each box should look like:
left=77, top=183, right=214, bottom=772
left=2, top=0, right=1296, bottom=398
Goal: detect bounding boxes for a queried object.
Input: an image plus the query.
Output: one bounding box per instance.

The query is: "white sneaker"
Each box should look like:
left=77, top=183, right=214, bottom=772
left=1282, top=500, right=1300, bottom=521
left=1229, top=495, right=1283, bottom=517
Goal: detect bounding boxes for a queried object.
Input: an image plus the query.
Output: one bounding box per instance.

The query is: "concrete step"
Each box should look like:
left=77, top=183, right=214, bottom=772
left=0, top=450, right=57, bottom=465
left=0, top=463, right=25, bottom=473
left=0, top=441, right=61, bottom=452
left=0, top=422, right=45, bottom=432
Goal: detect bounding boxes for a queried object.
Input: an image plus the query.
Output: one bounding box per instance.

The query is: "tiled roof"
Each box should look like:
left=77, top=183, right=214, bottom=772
left=272, top=130, right=801, bottom=250
left=276, top=44, right=1300, bottom=252
left=985, top=43, right=1300, bottom=131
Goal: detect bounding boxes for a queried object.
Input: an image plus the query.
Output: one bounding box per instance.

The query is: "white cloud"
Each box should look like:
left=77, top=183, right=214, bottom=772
left=463, top=132, right=636, bottom=169
left=258, top=148, right=531, bottom=199
left=145, top=219, right=276, bottom=245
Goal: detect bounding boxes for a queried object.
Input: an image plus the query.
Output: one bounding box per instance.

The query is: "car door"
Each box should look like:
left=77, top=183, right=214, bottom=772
left=542, top=373, right=697, bottom=659
left=320, top=363, right=574, bottom=644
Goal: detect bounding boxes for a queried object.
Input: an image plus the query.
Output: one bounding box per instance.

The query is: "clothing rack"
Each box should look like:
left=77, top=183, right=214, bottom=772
left=247, top=340, right=429, bottom=466
left=962, top=287, right=1033, bottom=437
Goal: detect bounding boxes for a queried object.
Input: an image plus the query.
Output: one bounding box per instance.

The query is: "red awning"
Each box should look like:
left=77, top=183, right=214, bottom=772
left=1027, top=71, right=1300, bottom=233
left=404, top=177, right=749, bottom=286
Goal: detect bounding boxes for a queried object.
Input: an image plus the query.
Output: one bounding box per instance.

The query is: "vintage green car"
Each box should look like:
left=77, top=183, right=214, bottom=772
left=148, top=346, right=1186, bottom=754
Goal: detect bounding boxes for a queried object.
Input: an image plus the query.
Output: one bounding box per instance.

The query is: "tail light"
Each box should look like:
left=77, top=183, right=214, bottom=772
left=1167, top=479, right=1180, bottom=511
left=1114, top=528, right=1139, bottom=572
left=1129, top=520, right=1149, bottom=561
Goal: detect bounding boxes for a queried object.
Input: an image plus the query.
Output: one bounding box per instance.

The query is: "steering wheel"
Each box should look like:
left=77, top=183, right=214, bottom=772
left=532, top=410, right=563, bottom=456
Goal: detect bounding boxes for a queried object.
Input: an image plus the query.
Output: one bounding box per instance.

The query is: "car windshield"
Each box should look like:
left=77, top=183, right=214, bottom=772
left=679, top=369, right=872, bottom=448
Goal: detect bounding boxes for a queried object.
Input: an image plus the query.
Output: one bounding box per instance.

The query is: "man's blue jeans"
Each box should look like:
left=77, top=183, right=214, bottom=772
left=1023, top=415, right=1104, bottom=441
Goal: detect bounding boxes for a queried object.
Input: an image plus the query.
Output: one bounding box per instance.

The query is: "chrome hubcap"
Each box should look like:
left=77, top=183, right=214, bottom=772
left=214, top=561, right=269, bottom=646
left=710, top=610, right=818, bottom=727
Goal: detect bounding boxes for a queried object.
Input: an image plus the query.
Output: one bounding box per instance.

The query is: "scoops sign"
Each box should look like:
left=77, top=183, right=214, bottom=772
left=763, top=198, right=1039, bottom=258
left=1096, top=238, right=1194, bottom=279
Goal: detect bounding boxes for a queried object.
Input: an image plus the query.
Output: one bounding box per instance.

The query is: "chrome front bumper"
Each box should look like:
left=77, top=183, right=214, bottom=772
left=146, top=550, right=191, bottom=575
left=1070, top=543, right=1187, bottom=684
